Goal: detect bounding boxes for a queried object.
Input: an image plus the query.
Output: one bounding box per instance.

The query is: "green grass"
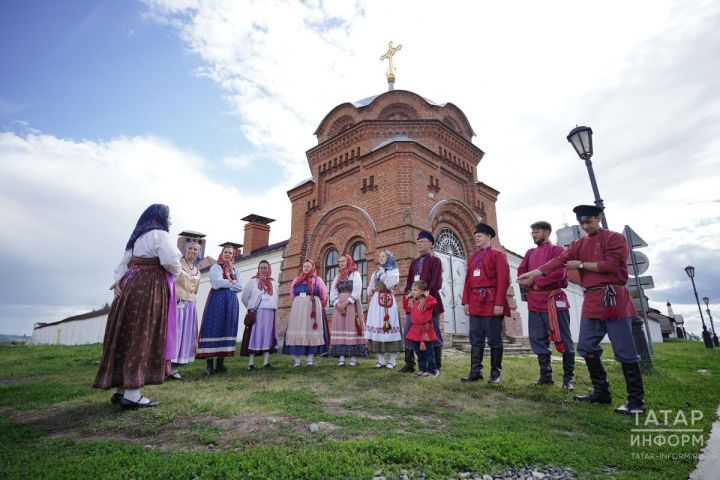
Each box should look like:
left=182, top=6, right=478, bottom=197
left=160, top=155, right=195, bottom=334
left=0, top=341, right=718, bottom=479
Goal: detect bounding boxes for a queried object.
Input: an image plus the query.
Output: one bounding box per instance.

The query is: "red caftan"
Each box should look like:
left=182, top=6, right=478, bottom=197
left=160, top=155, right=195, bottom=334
left=538, top=229, right=636, bottom=319
left=403, top=295, right=439, bottom=342
left=461, top=247, right=511, bottom=317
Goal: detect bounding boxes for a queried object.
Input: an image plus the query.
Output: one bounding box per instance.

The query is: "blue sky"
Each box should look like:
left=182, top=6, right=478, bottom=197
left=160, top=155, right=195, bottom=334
left=1, top=0, right=718, bottom=337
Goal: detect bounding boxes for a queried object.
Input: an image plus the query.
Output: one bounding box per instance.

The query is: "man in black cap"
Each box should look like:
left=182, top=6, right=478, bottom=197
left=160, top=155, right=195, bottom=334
left=517, top=221, right=575, bottom=390
left=460, top=223, right=510, bottom=384
left=401, top=230, right=444, bottom=373
left=518, top=205, right=645, bottom=415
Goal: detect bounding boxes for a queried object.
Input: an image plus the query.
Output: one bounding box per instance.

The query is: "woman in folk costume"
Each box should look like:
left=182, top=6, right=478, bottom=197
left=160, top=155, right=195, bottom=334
left=93, top=204, right=181, bottom=409
left=166, top=241, right=201, bottom=380
left=240, top=260, right=279, bottom=370
left=282, top=259, right=329, bottom=367
left=364, top=249, right=403, bottom=369
left=196, top=244, right=243, bottom=375
left=329, top=254, right=369, bottom=366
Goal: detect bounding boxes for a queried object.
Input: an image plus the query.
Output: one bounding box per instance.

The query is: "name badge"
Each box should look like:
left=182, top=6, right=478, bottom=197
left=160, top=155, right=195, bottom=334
left=414, top=274, right=420, bottom=281
left=556, top=300, right=566, bottom=308
left=299, top=293, right=307, bottom=298
left=262, top=294, right=270, bottom=301
left=473, top=269, right=481, bottom=277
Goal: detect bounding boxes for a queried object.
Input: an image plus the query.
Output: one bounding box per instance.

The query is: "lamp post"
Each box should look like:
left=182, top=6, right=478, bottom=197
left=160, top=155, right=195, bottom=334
left=566, top=126, right=652, bottom=369
left=702, top=296, right=720, bottom=347
left=685, top=266, right=713, bottom=348
left=566, top=126, right=608, bottom=229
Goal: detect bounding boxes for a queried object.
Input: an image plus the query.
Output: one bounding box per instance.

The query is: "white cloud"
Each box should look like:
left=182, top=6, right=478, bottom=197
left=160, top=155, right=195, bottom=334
left=0, top=131, right=292, bottom=333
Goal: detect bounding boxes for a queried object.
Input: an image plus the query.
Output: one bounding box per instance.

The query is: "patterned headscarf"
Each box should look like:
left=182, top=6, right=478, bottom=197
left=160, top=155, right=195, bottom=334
left=217, top=247, right=237, bottom=281
left=337, top=253, right=358, bottom=282
left=252, top=260, right=274, bottom=295
left=125, top=204, right=170, bottom=251
left=380, top=249, right=398, bottom=271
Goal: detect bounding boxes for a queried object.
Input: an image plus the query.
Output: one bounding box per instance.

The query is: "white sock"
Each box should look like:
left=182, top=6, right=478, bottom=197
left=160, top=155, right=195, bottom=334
left=389, top=353, right=398, bottom=365
left=248, top=354, right=255, bottom=366
left=307, top=354, right=315, bottom=364
left=339, top=355, right=345, bottom=363
left=350, top=356, right=357, bottom=364
left=293, top=355, right=301, bottom=364
left=377, top=353, right=386, bottom=364
left=262, top=352, right=270, bottom=365
left=124, top=389, right=141, bottom=402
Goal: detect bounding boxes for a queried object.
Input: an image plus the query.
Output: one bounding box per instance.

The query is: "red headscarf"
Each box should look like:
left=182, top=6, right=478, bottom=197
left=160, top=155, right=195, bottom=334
left=298, top=259, right=317, bottom=288
left=337, top=253, right=358, bottom=282
left=252, top=260, right=274, bottom=295
left=217, top=248, right=237, bottom=281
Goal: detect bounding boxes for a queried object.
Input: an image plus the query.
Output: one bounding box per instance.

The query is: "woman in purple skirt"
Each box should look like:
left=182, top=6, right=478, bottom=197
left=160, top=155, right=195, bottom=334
left=240, top=260, right=279, bottom=369
left=167, top=242, right=201, bottom=379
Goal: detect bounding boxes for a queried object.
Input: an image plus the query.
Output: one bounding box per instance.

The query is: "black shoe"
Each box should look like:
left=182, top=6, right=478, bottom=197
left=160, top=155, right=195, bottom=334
left=400, top=349, right=416, bottom=373
left=119, top=396, right=160, bottom=409
left=488, top=347, right=503, bottom=384
left=562, top=351, right=575, bottom=390
left=574, top=354, right=611, bottom=404
left=110, top=393, right=123, bottom=405
left=166, top=371, right=184, bottom=380
left=461, top=346, right=484, bottom=382
left=248, top=365, right=255, bottom=371
left=205, top=367, right=215, bottom=376
left=215, top=365, right=228, bottom=373
left=532, top=354, right=554, bottom=386
left=614, top=362, right=645, bottom=415
left=263, top=363, right=273, bottom=369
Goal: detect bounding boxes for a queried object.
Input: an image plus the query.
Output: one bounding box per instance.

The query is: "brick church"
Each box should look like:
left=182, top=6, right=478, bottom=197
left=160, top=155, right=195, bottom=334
left=278, top=88, right=523, bottom=340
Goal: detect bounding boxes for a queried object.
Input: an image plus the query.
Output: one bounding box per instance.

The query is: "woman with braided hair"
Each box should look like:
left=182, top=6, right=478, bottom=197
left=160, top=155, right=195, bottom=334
left=364, top=249, right=403, bottom=369
left=282, top=259, right=329, bottom=367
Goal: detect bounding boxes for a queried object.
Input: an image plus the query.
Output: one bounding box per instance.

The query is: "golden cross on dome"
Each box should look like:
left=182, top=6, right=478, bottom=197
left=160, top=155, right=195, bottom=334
left=380, top=41, right=402, bottom=86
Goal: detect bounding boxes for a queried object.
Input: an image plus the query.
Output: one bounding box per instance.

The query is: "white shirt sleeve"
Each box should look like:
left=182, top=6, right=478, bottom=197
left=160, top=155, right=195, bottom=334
left=231, top=268, right=243, bottom=292
left=210, top=264, right=235, bottom=290
left=113, top=249, right=132, bottom=283
left=241, top=278, right=254, bottom=307
left=382, top=268, right=400, bottom=290
left=157, top=231, right=182, bottom=277
left=330, top=276, right=339, bottom=306
left=348, top=271, right=362, bottom=303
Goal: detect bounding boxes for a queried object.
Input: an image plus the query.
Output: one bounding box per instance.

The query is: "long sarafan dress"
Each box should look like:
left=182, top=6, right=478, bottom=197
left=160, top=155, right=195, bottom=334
left=171, top=258, right=200, bottom=365
left=196, top=264, right=243, bottom=359
left=329, top=271, right=369, bottom=358
left=364, top=266, right=403, bottom=354
left=93, top=229, right=181, bottom=390
left=282, top=276, right=329, bottom=357
left=240, top=277, right=279, bottom=355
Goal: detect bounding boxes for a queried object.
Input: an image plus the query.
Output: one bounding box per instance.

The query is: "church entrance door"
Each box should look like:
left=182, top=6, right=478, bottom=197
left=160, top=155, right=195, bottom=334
left=434, top=229, right=468, bottom=335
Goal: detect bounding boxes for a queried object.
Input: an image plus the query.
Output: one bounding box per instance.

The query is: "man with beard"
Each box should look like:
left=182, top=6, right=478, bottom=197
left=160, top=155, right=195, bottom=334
left=517, top=221, right=575, bottom=390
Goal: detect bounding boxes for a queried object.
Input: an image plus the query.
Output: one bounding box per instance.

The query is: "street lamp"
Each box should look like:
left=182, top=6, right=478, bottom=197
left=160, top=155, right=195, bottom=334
left=685, top=266, right=714, bottom=348
left=567, top=126, right=608, bottom=229
left=702, top=296, right=720, bottom=347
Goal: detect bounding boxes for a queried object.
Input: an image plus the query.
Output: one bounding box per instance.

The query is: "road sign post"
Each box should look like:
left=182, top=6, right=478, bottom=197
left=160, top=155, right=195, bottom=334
left=624, top=225, right=653, bottom=370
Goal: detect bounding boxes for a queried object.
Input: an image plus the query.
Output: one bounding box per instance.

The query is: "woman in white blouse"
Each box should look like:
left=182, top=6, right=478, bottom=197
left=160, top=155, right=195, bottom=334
left=196, top=244, right=243, bottom=375
left=364, top=249, right=403, bottom=369
left=93, top=204, right=181, bottom=409
left=240, top=260, right=279, bottom=369
left=328, top=253, right=368, bottom=366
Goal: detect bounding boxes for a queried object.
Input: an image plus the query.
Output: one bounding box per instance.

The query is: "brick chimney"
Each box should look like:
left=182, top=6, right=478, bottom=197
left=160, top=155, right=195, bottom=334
left=241, top=214, right=275, bottom=254
left=667, top=301, right=674, bottom=318
left=178, top=230, right=207, bottom=259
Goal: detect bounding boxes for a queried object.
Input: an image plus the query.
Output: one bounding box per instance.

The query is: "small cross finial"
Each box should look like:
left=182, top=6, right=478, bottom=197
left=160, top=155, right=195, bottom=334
left=380, top=41, right=402, bottom=89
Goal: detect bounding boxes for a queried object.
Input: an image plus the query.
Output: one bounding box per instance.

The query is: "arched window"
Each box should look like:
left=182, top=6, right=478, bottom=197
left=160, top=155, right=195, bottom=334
left=434, top=228, right=466, bottom=259
left=324, top=249, right=339, bottom=288
left=351, top=242, right=368, bottom=303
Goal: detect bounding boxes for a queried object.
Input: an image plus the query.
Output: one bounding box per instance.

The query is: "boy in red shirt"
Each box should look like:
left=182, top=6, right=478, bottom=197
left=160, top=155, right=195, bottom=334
left=403, top=280, right=439, bottom=377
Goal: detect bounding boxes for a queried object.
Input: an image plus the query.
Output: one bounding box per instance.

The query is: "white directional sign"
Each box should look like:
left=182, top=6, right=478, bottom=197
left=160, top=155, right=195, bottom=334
left=627, top=251, right=649, bottom=276
left=624, top=226, right=648, bottom=248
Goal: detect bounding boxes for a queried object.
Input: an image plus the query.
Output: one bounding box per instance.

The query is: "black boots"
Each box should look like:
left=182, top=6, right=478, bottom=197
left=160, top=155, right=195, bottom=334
left=488, top=347, right=503, bottom=384
left=434, top=346, right=442, bottom=370
left=400, top=349, right=416, bottom=373
left=532, top=354, right=554, bottom=385
left=461, top=346, right=484, bottom=382
left=206, top=358, right=215, bottom=375
left=215, top=357, right=227, bottom=373
left=562, top=351, right=575, bottom=390
left=574, top=354, right=611, bottom=404
left=614, top=362, right=646, bottom=415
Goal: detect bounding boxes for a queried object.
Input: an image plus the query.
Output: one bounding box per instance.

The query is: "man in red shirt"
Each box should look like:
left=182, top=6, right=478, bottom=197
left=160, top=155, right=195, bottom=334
left=401, top=230, right=444, bottom=373
left=460, top=223, right=510, bottom=384
left=517, top=221, right=575, bottom=390
left=518, top=205, right=645, bottom=415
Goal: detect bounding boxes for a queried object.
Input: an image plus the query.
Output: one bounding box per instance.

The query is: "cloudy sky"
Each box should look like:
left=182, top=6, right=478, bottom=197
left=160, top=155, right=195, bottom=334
left=1, top=0, right=718, bottom=337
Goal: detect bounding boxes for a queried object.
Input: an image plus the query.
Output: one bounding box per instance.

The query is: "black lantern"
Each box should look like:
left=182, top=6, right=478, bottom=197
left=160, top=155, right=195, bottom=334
left=685, top=265, right=713, bottom=348
left=685, top=265, right=695, bottom=279
left=567, top=126, right=594, bottom=160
